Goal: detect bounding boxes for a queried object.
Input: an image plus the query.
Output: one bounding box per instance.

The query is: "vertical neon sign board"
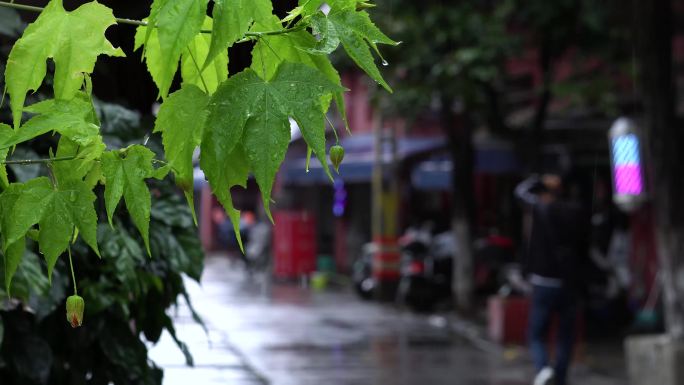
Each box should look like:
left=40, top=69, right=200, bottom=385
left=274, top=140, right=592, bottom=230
left=611, top=134, right=644, bottom=195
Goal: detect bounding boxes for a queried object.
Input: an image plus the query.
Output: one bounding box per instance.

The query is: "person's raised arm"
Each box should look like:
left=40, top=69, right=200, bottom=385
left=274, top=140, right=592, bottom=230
left=515, top=175, right=541, bottom=207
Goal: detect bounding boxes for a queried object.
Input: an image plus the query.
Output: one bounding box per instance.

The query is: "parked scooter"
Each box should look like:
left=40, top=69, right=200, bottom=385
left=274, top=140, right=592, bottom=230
left=396, top=231, right=455, bottom=312
left=352, top=224, right=455, bottom=310
left=352, top=226, right=515, bottom=312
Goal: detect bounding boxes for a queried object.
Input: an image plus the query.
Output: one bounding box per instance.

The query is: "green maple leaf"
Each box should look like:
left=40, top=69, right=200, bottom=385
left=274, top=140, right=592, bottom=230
left=204, top=0, right=272, bottom=69
left=3, top=96, right=104, bottom=157
left=4, top=0, right=124, bottom=128
left=203, top=62, right=344, bottom=221
left=0, top=182, right=27, bottom=292
left=101, top=146, right=156, bottom=255
left=306, top=13, right=341, bottom=55
left=1, top=177, right=99, bottom=280
left=297, top=0, right=366, bottom=17
left=134, top=24, right=164, bottom=98
left=137, top=0, right=208, bottom=98
left=181, top=17, right=229, bottom=94
left=51, top=136, right=103, bottom=186
left=154, top=84, right=209, bottom=223
left=138, top=16, right=228, bottom=95
left=0, top=124, right=13, bottom=189
left=298, top=0, right=325, bottom=16
left=199, top=142, right=249, bottom=251
left=305, top=4, right=398, bottom=92
left=2, top=238, right=26, bottom=294
left=251, top=15, right=349, bottom=131
left=142, top=0, right=166, bottom=50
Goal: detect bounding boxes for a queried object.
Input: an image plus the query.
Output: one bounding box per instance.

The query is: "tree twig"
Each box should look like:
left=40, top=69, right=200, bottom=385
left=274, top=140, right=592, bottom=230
left=2, top=155, right=75, bottom=165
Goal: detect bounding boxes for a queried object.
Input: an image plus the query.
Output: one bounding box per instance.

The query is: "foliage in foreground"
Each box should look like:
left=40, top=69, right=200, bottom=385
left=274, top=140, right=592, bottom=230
left=0, top=100, right=205, bottom=385
left=0, top=0, right=394, bottom=313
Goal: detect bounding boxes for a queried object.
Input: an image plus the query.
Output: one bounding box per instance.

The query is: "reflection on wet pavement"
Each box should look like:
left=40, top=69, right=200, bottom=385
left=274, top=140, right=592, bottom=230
left=148, top=256, right=623, bottom=385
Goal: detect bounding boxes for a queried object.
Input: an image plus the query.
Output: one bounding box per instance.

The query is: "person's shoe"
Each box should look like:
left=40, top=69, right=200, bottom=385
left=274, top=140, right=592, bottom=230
left=533, top=367, right=555, bottom=385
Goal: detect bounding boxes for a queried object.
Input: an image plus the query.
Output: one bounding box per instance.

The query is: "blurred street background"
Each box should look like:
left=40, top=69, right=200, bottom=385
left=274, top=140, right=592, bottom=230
left=164, top=0, right=680, bottom=383
left=149, top=256, right=626, bottom=385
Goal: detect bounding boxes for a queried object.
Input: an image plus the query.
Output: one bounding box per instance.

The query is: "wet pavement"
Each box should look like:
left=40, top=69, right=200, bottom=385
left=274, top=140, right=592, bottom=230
left=148, top=255, right=626, bottom=385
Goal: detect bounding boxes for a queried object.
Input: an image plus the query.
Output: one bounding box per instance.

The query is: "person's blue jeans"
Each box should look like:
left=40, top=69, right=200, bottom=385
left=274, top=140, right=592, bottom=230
left=529, top=284, right=577, bottom=385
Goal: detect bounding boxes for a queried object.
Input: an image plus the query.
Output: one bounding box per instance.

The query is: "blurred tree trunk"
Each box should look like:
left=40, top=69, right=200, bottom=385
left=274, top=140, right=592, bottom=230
left=441, top=97, right=475, bottom=310
left=637, top=0, right=684, bottom=338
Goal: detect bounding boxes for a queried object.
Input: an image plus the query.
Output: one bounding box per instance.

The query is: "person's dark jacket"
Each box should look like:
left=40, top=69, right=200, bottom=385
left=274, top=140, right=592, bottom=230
left=515, top=176, right=589, bottom=288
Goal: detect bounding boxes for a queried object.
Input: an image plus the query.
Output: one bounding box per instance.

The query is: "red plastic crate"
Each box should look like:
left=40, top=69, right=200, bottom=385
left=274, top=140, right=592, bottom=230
left=272, top=211, right=317, bottom=279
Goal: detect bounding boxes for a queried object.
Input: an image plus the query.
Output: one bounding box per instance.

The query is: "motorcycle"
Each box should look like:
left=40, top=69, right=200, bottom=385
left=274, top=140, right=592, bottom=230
left=352, top=228, right=515, bottom=312
left=396, top=232, right=454, bottom=312
left=352, top=229, right=454, bottom=311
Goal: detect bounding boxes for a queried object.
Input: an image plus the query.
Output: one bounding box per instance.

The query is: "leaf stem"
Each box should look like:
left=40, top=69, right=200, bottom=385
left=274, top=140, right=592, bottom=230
left=186, top=49, right=210, bottom=93
left=0, top=1, right=305, bottom=39
left=68, top=247, right=77, bottom=296
left=2, top=155, right=76, bottom=165
left=325, top=115, right=339, bottom=143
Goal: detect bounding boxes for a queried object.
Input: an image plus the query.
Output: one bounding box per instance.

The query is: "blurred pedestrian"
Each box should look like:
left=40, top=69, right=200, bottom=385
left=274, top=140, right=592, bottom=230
left=515, top=174, right=588, bottom=385
left=213, top=207, right=256, bottom=269
left=245, top=213, right=272, bottom=274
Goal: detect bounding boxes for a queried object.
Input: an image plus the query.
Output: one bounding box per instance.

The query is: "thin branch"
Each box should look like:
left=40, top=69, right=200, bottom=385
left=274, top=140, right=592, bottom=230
left=0, top=1, right=305, bottom=39
left=2, top=155, right=75, bottom=165
left=252, top=25, right=305, bottom=37
left=0, top=0, right=40, bottom=13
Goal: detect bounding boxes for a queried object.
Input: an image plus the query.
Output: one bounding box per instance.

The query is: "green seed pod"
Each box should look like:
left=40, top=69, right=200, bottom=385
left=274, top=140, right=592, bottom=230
left=330, top=145, right=345, bottom=173
left=66, top=295, right=85, bottom=328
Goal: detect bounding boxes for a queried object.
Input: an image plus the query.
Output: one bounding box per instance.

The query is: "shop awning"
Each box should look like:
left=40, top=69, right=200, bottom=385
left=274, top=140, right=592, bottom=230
left=283, top=133, right=446, bottom=185
left=411, top=142, right=521, bottom=190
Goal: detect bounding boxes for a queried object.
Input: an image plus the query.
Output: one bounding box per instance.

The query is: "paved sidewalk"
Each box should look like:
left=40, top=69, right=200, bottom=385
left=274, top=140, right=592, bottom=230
left=149, top=256, right=627, bottom=385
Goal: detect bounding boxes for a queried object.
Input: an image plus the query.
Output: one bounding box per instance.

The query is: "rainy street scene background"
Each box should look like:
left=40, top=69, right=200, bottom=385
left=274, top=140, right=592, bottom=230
left=0, top=1, right=681, bottom=385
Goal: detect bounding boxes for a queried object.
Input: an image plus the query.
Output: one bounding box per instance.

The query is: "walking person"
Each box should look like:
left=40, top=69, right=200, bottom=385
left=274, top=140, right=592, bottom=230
left=515, top=174, right=588, bottom=385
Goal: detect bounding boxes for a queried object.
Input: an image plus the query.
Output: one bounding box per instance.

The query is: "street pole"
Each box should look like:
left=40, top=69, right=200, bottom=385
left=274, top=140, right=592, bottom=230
left=637, top=0, right=684, bottom=340
left=625, top=2, right=684, bottom=384
left=443, top=106, right=475, bottom=311
left=372, top=114, right=400, bottom=301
